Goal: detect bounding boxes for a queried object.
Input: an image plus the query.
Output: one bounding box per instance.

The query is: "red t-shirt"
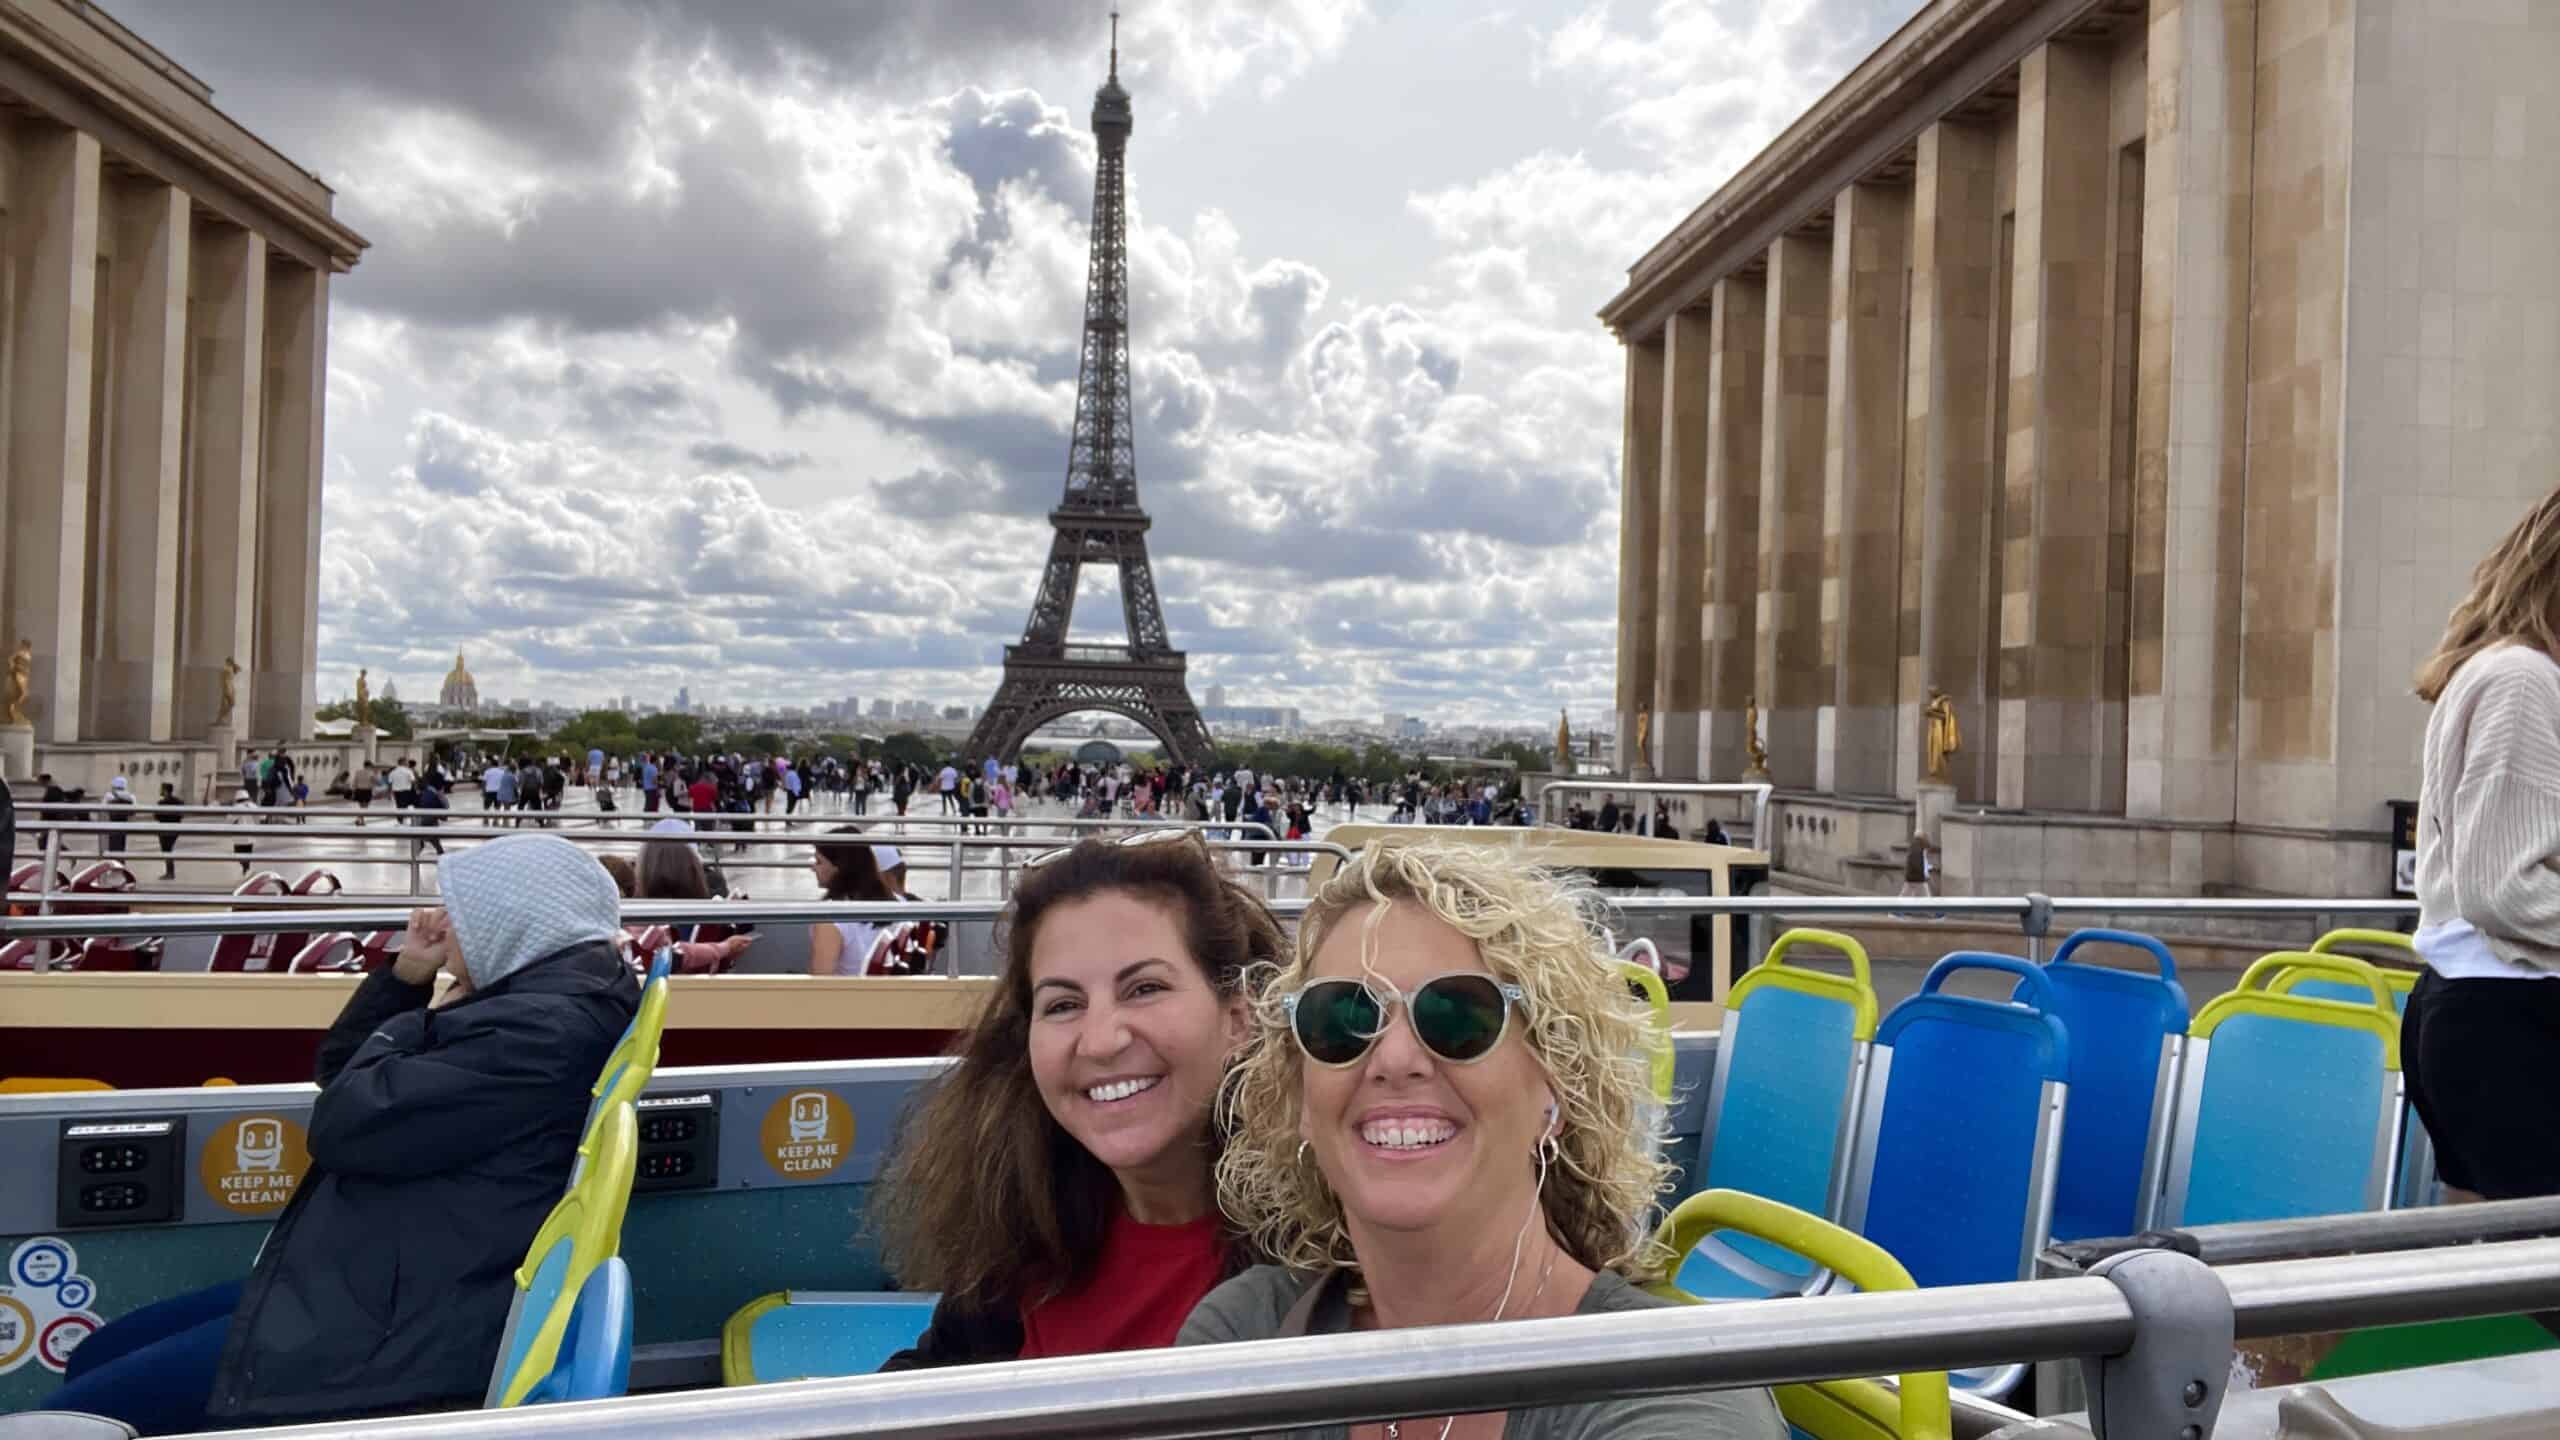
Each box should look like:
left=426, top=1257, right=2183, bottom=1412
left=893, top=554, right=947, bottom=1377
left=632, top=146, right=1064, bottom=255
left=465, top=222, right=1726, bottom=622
left=1017, top=1207, right=1223, bottom=1360
left=689, top=777, right=717, bottom=813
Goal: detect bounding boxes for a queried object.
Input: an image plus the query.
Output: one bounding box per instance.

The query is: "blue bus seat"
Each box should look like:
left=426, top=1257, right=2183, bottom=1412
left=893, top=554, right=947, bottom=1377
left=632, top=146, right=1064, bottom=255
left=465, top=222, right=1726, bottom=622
left=513, top=1257, right=632, bottom=1405
left=2281, top=935, right=2437, bottom=1208
left=486, top=1103, right=639, bottom=1408
left=1675, top=929, right=1880, bottom=1302
left=2030, top=928, right=2188, bottom=1242
left=721, top=1291, right=941, bottom=1384
left=1845, top=953, right=2069, bottom=1400
left=2150, top=953, right=2403, bottom=1229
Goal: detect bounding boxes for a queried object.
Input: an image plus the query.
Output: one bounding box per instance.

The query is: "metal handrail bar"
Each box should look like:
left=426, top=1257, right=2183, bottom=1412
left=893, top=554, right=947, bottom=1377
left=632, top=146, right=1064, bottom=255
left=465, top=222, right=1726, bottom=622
left=180, top=1237, right=2560, bottom=1440
left=1537, top=779, right=1772, bottom=844
left=16, top=800, right=1282, bottom=837
left=10, top=818, right=1280, bottom=842
left=0, top=896, right=1309, bottom=938
left=0, top=891, right=2420, bottom=941
left=2047, top=1195, right=2560, bottom=1274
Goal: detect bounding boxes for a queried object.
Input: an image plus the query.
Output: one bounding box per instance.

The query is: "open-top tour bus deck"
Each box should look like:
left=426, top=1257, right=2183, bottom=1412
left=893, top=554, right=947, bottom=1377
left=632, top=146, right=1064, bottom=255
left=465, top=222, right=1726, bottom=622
left=3, top=815, right=2555, bottom=1436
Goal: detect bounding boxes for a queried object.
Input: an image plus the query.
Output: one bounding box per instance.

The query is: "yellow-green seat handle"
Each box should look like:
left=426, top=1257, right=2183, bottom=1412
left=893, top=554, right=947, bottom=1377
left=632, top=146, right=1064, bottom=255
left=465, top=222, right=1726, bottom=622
left=2235, top=952, right=2395, bottom=1014
left=2308, top=927, right=2416, bottom=958
left=1650, top=1190, right=1952, bottom=1440
left=1619, top=960, right=1676, bottom=1103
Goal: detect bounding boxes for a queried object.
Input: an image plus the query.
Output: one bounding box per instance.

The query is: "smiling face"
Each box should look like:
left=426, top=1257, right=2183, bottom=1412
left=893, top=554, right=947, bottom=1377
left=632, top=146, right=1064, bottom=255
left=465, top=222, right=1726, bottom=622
left=1298, top=900, right=1550, bottom=1244
left=1027, top=891, right=1242, bottom=1208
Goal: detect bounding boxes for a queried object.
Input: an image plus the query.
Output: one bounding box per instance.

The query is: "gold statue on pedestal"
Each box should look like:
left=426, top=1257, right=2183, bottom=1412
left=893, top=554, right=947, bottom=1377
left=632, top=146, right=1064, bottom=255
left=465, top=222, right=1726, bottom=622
left=355, top=668, right=372, bottom=728
left=1924, top=686, right=1960, bottom=782
left=1634, top=709, right=1651, bottom=759
left=1743, top=695, right=1769, bottom=779
left=1555, top=708, right=1573, bottom=773
left=217, top=656, right=240, bottom=726
left=2, top=638, right=30, bottom=726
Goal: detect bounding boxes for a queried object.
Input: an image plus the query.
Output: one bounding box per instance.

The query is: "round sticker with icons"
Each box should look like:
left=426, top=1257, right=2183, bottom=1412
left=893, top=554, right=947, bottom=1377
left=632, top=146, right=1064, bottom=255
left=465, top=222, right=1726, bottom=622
left=0, top=1237, right=101, bottom=1376
left=759, top=1089, right=851, bottom=1180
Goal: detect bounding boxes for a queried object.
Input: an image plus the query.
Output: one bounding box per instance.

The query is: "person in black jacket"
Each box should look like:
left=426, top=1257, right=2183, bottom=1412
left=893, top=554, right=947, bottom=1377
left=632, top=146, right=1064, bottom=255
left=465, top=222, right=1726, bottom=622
left=41, top=833, right=637, bottom=1433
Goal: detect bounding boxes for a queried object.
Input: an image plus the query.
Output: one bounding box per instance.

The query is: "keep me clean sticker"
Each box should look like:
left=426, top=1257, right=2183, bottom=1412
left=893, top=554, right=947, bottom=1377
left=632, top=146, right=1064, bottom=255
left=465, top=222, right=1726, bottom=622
left=0, top=1236, right=102, bottom=1374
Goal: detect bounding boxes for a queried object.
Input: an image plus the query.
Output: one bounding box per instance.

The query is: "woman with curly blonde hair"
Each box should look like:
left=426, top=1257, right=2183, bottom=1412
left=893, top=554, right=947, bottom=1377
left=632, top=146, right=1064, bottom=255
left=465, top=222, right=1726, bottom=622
left=1180, top=841, right=1782, bottom=1440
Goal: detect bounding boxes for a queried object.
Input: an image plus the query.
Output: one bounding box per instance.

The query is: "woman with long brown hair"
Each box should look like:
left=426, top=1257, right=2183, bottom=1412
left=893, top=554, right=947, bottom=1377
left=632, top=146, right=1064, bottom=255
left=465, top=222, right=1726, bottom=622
left=2405, top=486, right=2560, bottom=1212
left=874, top=831, right=1283, bottom=1366
left=808, top=826, right=899, bottom=975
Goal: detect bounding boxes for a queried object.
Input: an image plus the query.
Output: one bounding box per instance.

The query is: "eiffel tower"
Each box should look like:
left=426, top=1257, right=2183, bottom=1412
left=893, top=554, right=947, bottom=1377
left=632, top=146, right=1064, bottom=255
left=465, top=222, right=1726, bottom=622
left=964, top=17, right=1214, bottom=772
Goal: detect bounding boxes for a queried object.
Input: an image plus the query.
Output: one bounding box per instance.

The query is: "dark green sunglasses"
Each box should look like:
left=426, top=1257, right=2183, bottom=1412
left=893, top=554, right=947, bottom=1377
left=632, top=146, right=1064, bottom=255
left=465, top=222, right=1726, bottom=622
left=1283, top=973, right=1526, bottom=1068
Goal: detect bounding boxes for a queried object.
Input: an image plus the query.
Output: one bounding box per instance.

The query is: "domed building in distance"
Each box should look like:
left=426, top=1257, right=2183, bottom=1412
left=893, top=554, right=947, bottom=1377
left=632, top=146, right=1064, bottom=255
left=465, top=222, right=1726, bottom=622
left=439, top=653, right=480, bottom=712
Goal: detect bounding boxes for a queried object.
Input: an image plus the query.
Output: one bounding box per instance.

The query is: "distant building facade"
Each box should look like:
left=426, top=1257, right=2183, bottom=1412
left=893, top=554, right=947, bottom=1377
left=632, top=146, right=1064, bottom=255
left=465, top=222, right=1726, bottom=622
left=0, top=0, right=365, bottom=793
left=1605, top=0, right=2554, bottom=898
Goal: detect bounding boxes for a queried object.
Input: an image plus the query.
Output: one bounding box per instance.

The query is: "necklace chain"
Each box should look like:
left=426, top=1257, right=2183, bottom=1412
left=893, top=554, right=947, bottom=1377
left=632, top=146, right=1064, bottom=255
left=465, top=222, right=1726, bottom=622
left=1381, top=1247, right=1557, bottom=1440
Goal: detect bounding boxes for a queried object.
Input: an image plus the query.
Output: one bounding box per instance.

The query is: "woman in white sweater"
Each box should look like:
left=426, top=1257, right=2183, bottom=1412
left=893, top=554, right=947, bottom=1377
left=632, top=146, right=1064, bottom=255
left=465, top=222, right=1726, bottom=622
left=2405, top=489, right=2560, bottom=1207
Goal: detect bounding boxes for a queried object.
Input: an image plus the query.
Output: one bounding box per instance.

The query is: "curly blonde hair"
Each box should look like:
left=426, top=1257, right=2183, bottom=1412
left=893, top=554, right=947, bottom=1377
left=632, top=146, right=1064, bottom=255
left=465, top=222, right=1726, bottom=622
left=1215, top=839, right=1674, bottom=1283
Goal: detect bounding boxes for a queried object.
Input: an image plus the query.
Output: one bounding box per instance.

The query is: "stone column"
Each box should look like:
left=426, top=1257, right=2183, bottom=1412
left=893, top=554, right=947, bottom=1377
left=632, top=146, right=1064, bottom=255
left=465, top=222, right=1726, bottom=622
left=1756, top=232, right=1831, bottom=790
left=1820, top=181, right=1910, bottom=797
left=1999, top=40, right=2114, bottom=812
left=91, top=181, right=190, bottom=741
left=1651, top=308, right=1712, bottom=779
left=1, top=126, right=100, bottom=746
left=1616, top=338, right=1665, bottom=774
left=1909, top=120, right=2003, bottom=805
left=180, top=225, right=266, bottom=740
left=253, top=261, right=326, bottom=744
left=1703, top=275, right=1767, bottom=780
left=2127, top=0, right=2251, bottom=826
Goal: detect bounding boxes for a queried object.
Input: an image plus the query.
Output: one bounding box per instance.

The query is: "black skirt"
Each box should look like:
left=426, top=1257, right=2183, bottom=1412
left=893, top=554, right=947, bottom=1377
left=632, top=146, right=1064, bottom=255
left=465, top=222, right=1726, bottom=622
left=2403, top=965, right=2560, bottom=1199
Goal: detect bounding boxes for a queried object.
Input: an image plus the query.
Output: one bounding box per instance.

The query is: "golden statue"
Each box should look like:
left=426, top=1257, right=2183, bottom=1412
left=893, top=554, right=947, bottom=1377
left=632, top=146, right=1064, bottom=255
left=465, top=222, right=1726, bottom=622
left=1924, top=686, right=1960, bottom=783
left=354, top=668, right=372, bottom=728
left=217, top=656, right=240, bottom=726
left=1554, top=708, right=1573, bottom=772
left=1742, top=695, right=1769, bottom=778
left=2, top=638, right=29, bottom=726
left=1634, top=709, right=1651, bottom=758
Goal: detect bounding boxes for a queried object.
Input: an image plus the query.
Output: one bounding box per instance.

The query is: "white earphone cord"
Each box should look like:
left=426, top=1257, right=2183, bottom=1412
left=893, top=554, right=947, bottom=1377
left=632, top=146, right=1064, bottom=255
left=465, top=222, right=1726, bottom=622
left=1390, top=1130, right=1555, bottom=1440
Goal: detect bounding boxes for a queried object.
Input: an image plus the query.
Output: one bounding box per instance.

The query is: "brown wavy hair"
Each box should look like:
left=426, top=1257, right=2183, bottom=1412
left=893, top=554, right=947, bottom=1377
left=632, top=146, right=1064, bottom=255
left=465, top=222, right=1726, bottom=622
left=872, top=832, right=1285, bottom=1308
left=2417, top=486, right=2560, bottom=701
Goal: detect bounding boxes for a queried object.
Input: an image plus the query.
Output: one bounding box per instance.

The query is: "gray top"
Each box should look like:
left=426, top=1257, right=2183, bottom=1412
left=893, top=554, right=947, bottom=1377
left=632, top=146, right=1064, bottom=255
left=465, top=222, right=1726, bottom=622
left=1176, top=1265, right=1788, bottom=1440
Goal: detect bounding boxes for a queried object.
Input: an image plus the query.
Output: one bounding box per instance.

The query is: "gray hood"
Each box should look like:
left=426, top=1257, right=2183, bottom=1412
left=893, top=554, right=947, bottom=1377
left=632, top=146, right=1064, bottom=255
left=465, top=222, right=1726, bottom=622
left=437, top=834, right=622, bottom=989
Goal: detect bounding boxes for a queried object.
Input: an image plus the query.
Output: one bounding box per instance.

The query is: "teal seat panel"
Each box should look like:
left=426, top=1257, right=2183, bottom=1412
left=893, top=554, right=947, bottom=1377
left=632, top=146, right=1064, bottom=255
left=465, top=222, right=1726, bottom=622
left=2292, top=977, right=2410, bottom=1015
left=747, top=1294, right=939, bottom=1381
left=522, top=1257, right=632, bottom=1405
left=2183, top=1015, right=2388, bottom=1226
left=1672, top=1229, right=1822, bottom=1301
left=496, top=1237, right=576, bottom=1395
left=1702, top=986, right=1857, bottom=1218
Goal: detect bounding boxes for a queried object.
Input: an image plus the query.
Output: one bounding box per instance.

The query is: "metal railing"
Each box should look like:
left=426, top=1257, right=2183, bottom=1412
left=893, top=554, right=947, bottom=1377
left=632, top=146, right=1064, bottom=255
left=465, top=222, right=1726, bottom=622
left=175, top=1237, right=2560, bottom=1439
left=2044, top=1193, right=2560, bottom=1273
left=1537, top=779, right=1772, bottom=848
left=0, top=889, right=2420, bottom=945
left=7, top=812, right=1293, bottom=913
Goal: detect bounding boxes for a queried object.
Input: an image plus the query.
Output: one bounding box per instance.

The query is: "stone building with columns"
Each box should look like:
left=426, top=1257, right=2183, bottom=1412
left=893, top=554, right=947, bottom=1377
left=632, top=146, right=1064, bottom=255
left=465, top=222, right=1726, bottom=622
left=0, top=0, right=365, bottom=797
left=1606, top=0, right=2559, bottom=899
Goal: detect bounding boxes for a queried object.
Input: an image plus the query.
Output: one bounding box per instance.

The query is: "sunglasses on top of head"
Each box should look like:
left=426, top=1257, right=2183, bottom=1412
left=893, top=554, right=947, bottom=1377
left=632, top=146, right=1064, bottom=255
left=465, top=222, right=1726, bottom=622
left=1023, top=826, right=1203, bottom=870
left=1283, top=972, right=1527, bottom=1068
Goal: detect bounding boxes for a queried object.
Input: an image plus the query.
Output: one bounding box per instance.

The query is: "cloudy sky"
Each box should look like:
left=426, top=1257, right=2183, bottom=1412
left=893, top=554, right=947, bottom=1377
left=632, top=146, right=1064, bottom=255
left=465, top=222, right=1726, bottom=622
left=117, top=0, right=1908, bottom=728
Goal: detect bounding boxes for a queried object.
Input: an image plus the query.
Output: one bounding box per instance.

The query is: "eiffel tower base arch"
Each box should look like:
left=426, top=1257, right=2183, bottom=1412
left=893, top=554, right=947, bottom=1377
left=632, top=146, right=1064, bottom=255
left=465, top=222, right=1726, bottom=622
left=962, top=646, right=1215, bottom=772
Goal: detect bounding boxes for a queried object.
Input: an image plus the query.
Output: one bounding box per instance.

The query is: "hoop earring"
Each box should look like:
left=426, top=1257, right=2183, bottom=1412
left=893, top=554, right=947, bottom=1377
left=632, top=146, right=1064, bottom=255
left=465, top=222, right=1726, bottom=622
left=1296, top=1140, right=1310, bottom=1167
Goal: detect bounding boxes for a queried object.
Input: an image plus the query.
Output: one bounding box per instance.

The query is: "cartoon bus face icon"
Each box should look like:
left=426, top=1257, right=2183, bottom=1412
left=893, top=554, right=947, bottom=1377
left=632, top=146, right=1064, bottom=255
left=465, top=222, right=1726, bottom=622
left=235, top=1119, right=284, bottom=1173
left=786, top=1093, right=830, bottom=1145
